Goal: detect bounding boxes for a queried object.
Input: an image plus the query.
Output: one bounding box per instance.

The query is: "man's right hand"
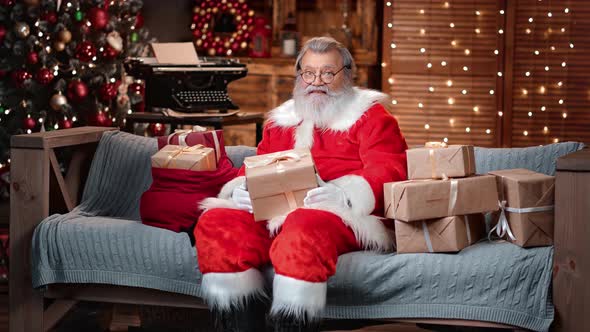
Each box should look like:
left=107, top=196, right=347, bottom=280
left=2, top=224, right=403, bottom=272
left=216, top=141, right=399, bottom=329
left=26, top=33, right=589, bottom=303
left=231, top=183, right=253, bottom=213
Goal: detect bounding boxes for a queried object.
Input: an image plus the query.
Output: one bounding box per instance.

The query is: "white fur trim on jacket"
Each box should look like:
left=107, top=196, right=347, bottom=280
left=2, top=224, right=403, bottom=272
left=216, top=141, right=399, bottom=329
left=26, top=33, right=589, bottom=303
left=200, top=268, right=268, bottom=311
left=267, top=88, right=389, bottom=148
left=310, top=175, right=394, bottom=252
left=199, top=176, right=245, bottom=211
left=270, top=274, right=326, bottom=321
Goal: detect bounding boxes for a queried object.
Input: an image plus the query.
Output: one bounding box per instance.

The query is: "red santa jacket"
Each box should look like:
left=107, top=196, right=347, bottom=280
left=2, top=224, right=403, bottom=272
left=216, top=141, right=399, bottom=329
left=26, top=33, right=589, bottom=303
left=202, top=88, right=408, bottom=251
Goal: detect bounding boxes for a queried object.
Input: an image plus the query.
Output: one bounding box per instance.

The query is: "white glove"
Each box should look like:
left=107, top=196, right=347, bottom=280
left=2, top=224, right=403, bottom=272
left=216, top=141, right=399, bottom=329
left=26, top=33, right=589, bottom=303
left=303, top=182, right=351, bottom=210
left=232, top=183, right=253, bottom=213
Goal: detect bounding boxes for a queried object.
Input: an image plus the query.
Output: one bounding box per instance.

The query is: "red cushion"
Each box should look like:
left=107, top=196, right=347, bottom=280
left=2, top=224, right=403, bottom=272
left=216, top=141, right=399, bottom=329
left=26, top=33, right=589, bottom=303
left=140, top=130, right=238, bottom=240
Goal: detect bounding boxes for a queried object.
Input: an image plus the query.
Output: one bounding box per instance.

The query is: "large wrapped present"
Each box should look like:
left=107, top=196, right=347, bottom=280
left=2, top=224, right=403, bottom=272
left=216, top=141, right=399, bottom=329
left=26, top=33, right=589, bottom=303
left=407, top=142, right=475, bottom=180
left=245, top=149, right=318, bottom=221
left=151, top=144, right=216, bottom=171
left=157, top=126, right=225, bottom=163
left=488, top=169, right=554, bottom=247
left=395, top=214, right=485, bottom=253
left=384, top=175, right=499, bottom=221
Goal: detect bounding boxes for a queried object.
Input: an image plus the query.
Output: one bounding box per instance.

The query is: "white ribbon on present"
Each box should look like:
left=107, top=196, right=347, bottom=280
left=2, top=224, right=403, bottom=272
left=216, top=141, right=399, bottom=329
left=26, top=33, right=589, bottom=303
left=488, top=200, right=554, bottom=241
left=464, top=214, right=472, bottom=244
left=421, top=221, right=434, bottom=253
left=448, top=179, right=458, bottom=215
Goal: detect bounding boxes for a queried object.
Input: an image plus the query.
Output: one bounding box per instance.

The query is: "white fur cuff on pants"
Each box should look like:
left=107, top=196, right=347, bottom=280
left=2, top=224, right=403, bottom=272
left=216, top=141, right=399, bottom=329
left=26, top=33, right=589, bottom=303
left=200, top=268, right=268, bottom=311
left=270, top=274, right=327, bottom=321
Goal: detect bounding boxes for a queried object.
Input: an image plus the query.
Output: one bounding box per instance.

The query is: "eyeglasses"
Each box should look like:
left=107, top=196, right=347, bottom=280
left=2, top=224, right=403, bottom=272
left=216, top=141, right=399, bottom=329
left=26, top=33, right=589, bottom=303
left=299, top=66, right=349, bottom=84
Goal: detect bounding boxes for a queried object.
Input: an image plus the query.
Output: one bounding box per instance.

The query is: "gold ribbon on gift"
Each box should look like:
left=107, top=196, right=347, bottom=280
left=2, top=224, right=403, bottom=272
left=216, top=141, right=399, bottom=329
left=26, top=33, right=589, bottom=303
left=166, top=126, right=220, bottom=163
left=245, top=151, right=308, bottom=210
left=425, top=141, right=447, bottom=179
left=162, top=144, right=213, bottom=170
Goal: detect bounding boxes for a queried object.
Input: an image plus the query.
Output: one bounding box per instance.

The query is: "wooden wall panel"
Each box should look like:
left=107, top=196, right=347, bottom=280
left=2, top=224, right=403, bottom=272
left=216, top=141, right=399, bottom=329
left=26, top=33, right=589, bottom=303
left=383, top=0, right=589, bottom=147
left=510, top=0, right=590, bottom=147
left=383, top=0, right=502, bottom=147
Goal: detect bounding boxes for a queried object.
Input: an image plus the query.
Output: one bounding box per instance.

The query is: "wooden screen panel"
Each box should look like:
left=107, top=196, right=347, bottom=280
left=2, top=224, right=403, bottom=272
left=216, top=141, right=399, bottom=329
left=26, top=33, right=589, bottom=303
left=510, top=0, right=590, bottom=146
left=383, top=0, right=502, bottom=147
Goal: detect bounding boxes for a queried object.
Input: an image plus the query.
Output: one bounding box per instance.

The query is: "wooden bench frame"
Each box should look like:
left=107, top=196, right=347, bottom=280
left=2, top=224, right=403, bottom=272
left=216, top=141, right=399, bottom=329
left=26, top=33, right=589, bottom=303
left=9, top=127, right=587, bottom=331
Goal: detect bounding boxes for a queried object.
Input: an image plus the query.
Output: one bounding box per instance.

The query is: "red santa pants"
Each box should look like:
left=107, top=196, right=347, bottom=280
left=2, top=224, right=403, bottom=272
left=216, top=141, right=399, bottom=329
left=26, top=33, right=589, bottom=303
left=194, top=207, right=360, bottom=319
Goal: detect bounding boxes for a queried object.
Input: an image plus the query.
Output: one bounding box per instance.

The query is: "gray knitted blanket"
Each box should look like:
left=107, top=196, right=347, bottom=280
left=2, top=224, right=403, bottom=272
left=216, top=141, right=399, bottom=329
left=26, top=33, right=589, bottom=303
left=32, top=131, right=583, bottom=331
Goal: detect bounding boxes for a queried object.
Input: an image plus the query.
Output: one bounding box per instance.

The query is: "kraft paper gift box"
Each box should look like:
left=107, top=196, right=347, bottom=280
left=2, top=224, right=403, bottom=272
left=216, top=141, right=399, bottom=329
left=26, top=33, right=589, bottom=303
left=151, top=144, right=217, bottom=171
left=488, top=169, right=555, bottom=247
left=245, top=149, right=318, bottom=221
left=395, top=214, right=485, bottom=253
left=384, top=175, right=499, bottom=222
left=158, top=127, right=224, bottom=163
left=407, top=143, right=475, bottom=180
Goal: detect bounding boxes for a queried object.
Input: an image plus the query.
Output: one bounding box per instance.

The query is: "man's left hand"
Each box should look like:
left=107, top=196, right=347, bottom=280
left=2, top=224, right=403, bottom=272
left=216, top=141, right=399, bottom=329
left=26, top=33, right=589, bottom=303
left=303, top=183, right=351, bottom=210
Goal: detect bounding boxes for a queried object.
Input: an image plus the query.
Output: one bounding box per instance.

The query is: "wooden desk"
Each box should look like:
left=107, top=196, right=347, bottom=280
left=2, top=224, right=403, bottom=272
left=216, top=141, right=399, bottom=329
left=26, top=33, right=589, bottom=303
left=124, top=112, right=265, bottom=144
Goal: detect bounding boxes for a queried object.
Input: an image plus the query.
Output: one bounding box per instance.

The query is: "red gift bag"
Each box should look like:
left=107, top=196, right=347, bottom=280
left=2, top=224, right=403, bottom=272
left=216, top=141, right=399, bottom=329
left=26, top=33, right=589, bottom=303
left=141, top=128, right=238, bottom=241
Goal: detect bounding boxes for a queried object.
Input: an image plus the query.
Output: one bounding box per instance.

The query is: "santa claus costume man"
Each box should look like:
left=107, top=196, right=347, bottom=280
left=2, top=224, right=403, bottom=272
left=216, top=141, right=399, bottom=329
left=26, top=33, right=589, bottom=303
left=196, top=36, right=408, bottom=332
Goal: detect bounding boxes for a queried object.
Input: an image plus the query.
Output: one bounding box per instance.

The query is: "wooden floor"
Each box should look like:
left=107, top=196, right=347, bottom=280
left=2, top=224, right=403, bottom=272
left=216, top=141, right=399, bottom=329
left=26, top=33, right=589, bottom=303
left=0, top=286, right=429, bottom=332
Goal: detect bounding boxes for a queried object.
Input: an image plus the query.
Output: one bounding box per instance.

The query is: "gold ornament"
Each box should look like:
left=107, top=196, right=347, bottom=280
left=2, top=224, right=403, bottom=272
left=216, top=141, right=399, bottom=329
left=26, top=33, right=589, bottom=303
left=248, top=10, right=254, bottom=17
left=58, top=29, right=72, bottom=43
left=200, top=9, right=206, bottom=15
left=193, top=6, right=200, bottom=14
left=240, top=41, right=247, bottom=49
left=230, top=8, right=236, bottom=15
left=106, top=31, right=123, bottom=51
left=195, top=39, right=203, bottom=47
left=214, top=36, right=221, bottom=42
left=14, top=22, right=30, bottom=38
left=49, top=93, right=68, bottom=111
left=224, top=41, right=230, bottom=48
left=212, top=7, right=218, bottom=13
left=53, top=41, right=66, bottom=51
left=236, top=15, right=242, bottom=21
left=208, top=48, right=216, bottom=56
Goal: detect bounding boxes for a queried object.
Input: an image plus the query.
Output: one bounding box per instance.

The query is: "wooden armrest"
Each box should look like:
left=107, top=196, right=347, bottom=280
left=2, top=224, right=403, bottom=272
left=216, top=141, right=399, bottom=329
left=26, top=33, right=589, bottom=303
left=11, top=126, right=116, bottom=149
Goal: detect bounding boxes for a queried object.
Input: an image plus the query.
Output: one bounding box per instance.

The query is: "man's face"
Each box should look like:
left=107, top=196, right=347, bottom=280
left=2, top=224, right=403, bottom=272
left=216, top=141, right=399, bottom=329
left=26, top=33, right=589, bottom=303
left=297, top=49, right=346, bottom=94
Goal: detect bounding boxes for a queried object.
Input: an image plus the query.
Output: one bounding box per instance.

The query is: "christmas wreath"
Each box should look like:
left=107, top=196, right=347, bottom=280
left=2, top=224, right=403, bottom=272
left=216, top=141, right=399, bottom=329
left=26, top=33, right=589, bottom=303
left=190, top=0, right=254, bottom=56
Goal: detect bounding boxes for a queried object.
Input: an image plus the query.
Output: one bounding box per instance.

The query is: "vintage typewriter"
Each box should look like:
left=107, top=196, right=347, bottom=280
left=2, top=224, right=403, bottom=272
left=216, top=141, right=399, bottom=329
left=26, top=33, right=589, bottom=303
left=124, top=57, right=248, bottom=113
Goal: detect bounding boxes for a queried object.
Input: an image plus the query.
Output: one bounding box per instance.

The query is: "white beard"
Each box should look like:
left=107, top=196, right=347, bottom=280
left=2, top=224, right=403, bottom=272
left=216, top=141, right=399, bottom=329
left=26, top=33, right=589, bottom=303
left=292, top=80, right=354, bottom=129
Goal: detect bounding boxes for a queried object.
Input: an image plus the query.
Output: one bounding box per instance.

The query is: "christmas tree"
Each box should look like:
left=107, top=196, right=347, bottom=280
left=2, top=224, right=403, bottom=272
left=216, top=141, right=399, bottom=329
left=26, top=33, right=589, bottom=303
left=0, top=0, right=151, bottom=168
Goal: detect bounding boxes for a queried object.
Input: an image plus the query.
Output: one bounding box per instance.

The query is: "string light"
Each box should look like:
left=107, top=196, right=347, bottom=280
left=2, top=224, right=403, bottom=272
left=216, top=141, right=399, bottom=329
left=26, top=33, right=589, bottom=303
left=450, top=23, right=455, bottom=28
left=418, top=102, right=424, bottom=108
left=475, top=11, right=481, bottom=16
left=461, top=89, right=467, bottom=94
left=392, top=99, right=398, bottom=105
left=525, top=71, right=531, bottom=76
left=559, top=99, right=564, bottom=104
left=424, top=124, right=430, bottom=129
left=441, top=61, right=447, bottom=66
left=526, top=28, right=532, bottom=34
left=489, top=90, right=495, bottom=95
left=564, top=8, right=569, bottom=13
left=562, top=112, right=567, bottom=118
left=494, top=49, right=499, bottom=55
left=499, top=10, right=505, bottom=15
left=475, top=28, right=481, bottom=34
left=543, top=126, right=549, bottom=133
left=465, top=127, right=471, bottom=133
left=486, top=129, right=491, bottom=134
left=464, top=49, right=470, bottom=55
left=463, top=66, right=469, bottom=71
left=557, top=81, right=563, bottom=87
left=390, top=43, right=397, bottom=49
left=547, top=12, right=552, bottom=17
left=498, top=111, right=503, bottom=117
left=448, top=97, right=455, bottom=105
left=528, top=112, right=533, bottom=117
left=446, top=80, right=453, bottom=87
left=420, top=47, right=426, bottom=53
left=388, top=77, right=395, bottom=84
left=541, top=106, right=546, bottom=111
left=523, top=130, right=529, bottom=136
left=473, top=106, right=479, bottom=112
left=497, top=72, right=503, bottom=77
left=449, top=118, right=455, bottom=125
left=427, top=62, right=432, bottom=68
left=429, top=86, right=435, bottom=92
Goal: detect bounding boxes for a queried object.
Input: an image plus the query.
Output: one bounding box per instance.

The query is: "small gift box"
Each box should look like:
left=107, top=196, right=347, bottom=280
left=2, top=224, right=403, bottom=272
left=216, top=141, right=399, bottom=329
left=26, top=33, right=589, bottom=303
left=488, top=169, right=554, bottom=247
left=384, top=175, right=499, bottom=222
left=151, top=144, right=217, bottom=171
left=406, top=142, right=475, bottom=180
left=245, top=149, right=318, bottom=221
left=395, top=214, right=485, bottom=253
left=157, top=126, right=224, bottom=163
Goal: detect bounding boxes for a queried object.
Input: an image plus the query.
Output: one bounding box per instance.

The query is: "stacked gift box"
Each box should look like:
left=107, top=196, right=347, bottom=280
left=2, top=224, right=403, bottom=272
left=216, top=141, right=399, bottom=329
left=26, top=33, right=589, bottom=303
left=384, top=143, right=555, bottom=253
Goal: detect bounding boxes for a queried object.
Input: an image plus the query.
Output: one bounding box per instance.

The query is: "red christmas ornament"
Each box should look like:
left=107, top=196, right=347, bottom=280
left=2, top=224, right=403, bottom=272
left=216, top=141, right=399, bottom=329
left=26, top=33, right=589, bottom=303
left=134, top=13, right=144, bottom=29
left=100, top=44, right=119, bottom=60
left=75, top=41, right=96, bottom=62
left=59, top=118, right=73, bottom=129
left=23, top=116, right=36, bottom=130
left=11, top=69, right=32, bottom=88
left=87, top=7, right=109, bottom=30
left=95, top=112, right=106, bottom=125
left=41, top=11, right=58, bottom=24
left=0, top=0, right=14, bottom=6
left=67, top=80, right=89, bottom=103
left=0, top=25, right=6, bottom=44
left=148, top=123, right=166, bottom=136
left=98, top=81, right=119, bottom=102
left=79, top=20, right=91, bottom=35
left=26, top=51, right=39, bottom=64
left=35, top=67, right=54, bottom=85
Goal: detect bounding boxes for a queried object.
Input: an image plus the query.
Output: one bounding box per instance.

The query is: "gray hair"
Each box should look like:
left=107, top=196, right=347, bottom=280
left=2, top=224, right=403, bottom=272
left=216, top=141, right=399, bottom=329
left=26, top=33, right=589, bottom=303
left=295, top=37, right=355, bottom=81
